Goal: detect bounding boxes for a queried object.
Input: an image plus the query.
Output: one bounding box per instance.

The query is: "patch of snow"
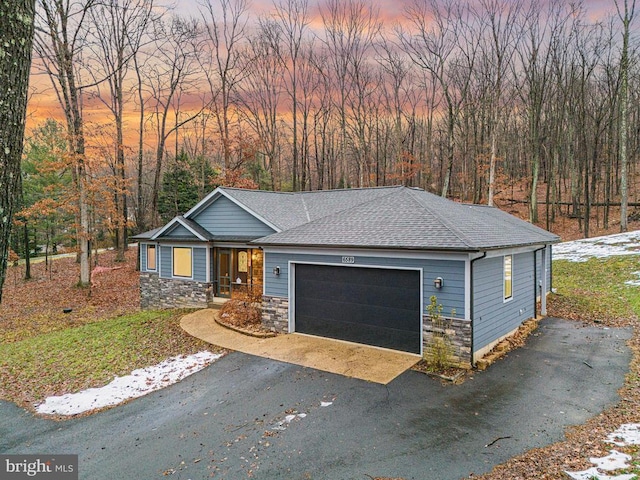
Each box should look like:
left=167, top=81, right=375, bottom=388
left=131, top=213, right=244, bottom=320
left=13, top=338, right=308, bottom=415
left=553, top=230, right=640, bottom=262
left=624, top=272, right=640, bottom=286
left=591, top=450, right=632, bottom=471
left=566, top=424, right=640, bottom=480
left=606, top=424, right=640, bottom=447
left=565, top=468, right=635, bottom=480
left=320, top=401, right=333, bottom=407
left=36, top=351, right=222, bottom=416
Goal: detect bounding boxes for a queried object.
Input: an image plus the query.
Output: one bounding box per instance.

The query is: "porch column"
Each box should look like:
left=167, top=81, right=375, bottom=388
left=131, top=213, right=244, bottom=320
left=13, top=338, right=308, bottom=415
left=541, top=246, right=548, bottom=316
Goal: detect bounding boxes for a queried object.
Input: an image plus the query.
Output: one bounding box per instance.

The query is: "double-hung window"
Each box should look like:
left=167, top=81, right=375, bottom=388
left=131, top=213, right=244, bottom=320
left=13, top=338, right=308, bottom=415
left=146, top=244, right=157, bottom=271
left=173, top=247, right=192, bottom=278
left=504, top=255, right=513, bottom=301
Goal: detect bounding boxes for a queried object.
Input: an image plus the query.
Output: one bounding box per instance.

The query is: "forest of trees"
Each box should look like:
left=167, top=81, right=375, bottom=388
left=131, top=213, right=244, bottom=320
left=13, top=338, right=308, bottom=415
left=14, top=0, right=640, bottom=275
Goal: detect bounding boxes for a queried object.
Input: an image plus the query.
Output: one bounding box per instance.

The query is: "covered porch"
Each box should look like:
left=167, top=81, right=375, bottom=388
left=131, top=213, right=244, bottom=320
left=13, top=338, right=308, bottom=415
left=210, top=246, right=263, bottom=300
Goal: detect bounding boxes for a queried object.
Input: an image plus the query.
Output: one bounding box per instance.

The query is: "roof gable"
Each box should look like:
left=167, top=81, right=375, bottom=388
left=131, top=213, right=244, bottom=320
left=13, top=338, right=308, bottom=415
left=151, top=216, right=211, bottom=241
left=187, top=191, right=278, bottom=238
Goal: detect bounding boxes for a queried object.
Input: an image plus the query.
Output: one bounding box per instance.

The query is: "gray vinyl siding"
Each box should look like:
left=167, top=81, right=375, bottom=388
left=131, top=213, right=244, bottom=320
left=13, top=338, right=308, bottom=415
left=160, top=246, right=171, bottom=278
left=191, top=195, right=276, bottom=237
left=140, top=243, right=147, bottom=271
left=193, top=248, right=207, bottom=282
left=165, top=224, right=197, bottom=238
left=473, top=252, right=535, bottom=351
left=264, top=251, right=465, bottom=317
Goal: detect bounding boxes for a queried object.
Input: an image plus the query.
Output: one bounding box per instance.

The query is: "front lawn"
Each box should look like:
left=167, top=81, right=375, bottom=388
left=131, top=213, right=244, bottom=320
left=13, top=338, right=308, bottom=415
left=549, top=256, right=640, bottom=325
left=0, top=310, right=219, bottom=409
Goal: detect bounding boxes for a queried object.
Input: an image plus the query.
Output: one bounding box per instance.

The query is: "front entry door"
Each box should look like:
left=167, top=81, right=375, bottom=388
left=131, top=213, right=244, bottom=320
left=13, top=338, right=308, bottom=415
left=218, top=250, right=232, bottom=298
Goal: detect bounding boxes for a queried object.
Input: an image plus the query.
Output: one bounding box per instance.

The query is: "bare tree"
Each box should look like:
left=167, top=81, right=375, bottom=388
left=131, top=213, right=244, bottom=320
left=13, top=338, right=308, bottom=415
left=0, top=0, right=37, bottom=302
left=272, top=0, right=309, bottom=190
left=145, top=16, right=203, bottom=226
left=320, top=0, right=381, bottom=187
left=200, top=0, right=250, bottom=173
left=403, top=0, right=479, bottom=198
left=477, top=0, right=522, bottom=205
left=34, top=0, right=96, bottom=286
left=615, top=0, right=636, bottom=232
left=88, top=0, right=155, bottom=260
left=238, top=19, right=285, bottom=189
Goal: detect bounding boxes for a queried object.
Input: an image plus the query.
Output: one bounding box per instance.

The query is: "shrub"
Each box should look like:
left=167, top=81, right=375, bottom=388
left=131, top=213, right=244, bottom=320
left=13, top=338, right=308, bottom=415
left=219, top=287, right=262, bottom=327
left=424, top=295, right=454, bottom=371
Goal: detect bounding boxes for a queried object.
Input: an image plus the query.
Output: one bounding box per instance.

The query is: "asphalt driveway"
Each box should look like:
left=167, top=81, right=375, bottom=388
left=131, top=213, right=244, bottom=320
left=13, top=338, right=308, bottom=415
left=0, top=318, right=632, bottom=480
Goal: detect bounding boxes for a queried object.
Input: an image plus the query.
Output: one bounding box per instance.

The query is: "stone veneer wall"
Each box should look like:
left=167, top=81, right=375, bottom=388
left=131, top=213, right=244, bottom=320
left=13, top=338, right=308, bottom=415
left=422, top=315, right=472, bottom=368
left=140, top=272, right=211, bottom=309
left=262, top=295, right=289, bottom=333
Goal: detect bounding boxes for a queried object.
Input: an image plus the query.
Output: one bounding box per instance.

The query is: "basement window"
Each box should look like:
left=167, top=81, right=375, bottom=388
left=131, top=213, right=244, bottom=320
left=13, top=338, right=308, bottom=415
left=504, top=255, right=513, bottom=301
left=173, top=247, right=192, bottom=278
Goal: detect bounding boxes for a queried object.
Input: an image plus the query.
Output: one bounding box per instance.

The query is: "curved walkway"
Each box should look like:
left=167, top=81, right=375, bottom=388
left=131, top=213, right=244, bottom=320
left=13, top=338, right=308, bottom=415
left=180, top=309, right=420, bottom=384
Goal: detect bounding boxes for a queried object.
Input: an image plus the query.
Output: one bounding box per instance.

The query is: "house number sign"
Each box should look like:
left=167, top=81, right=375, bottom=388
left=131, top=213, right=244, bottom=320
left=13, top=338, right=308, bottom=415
left=341, top=256, right=355, bottom=264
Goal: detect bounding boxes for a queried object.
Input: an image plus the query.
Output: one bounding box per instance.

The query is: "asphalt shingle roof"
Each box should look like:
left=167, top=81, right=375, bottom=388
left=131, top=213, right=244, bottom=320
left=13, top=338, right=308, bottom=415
left=252, top=187, right=559, bottom=250
left=219, top=186, right=400, bottom=231
left=137, top=186, right=559, bottom=251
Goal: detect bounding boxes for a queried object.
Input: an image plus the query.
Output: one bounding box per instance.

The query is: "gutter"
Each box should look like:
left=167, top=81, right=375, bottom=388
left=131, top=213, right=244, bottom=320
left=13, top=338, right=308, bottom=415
left=469, top=251, right=487, bottom=367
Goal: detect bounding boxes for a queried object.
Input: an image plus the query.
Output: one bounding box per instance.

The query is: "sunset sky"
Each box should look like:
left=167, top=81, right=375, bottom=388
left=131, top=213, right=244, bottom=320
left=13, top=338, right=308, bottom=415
left=26, top=0, right=631, bottom=141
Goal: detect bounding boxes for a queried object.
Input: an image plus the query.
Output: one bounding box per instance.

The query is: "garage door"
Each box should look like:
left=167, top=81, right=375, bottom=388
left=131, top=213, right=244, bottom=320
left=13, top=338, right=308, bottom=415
left=294, top=264, right=421, bottom=354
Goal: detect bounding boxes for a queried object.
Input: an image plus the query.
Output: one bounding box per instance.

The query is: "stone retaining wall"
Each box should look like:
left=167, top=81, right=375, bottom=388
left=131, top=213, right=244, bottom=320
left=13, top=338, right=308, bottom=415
left=140, top=272, right=211, bottom=309
left=261, top=295, right=289, bottom=333
left=422, top=315, right=472, bottom=368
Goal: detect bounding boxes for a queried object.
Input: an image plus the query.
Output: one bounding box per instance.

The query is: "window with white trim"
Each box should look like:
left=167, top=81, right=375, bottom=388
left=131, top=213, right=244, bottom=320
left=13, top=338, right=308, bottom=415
left=147, top=244, right=157, bottom=271
left=173, top=247, right=192, bottom=278
left=504, top=255, right=513, bottom=301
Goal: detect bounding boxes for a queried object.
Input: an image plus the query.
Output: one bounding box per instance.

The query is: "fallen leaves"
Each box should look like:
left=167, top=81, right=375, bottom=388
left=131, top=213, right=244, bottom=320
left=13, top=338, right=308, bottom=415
left=0, top=248, right=141, bottom=343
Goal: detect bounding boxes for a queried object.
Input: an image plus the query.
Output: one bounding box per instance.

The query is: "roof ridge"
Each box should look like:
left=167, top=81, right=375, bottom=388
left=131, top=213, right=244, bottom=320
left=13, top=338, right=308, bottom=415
left=404, top=188, right=475, bottom=248
left=300, top=195, right=311, bottom=222
left=298, top=185, right=403, bottom=195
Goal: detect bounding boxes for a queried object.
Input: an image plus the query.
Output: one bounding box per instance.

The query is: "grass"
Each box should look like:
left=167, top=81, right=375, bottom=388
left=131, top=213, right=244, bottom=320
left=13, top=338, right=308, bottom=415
left=549, top=256, right=640, bottom=324
left=0, top=310, right=221, bottom=409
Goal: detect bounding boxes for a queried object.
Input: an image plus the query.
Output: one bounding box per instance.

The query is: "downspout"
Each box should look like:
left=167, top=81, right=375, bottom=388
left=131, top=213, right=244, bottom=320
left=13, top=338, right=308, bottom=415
left=533, top=246, right=546, bottom=318
left=469, top=251, right=487, bottom=367
left=549, top=245, right=553, bottom=291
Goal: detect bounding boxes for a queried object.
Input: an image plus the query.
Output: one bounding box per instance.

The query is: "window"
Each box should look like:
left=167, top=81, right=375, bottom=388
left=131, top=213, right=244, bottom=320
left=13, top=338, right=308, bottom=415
left=173, top=247, right=192, bottom=278
left=504, top=255, right=513, bottom=301
left=146, top=245, right=156, bottom=271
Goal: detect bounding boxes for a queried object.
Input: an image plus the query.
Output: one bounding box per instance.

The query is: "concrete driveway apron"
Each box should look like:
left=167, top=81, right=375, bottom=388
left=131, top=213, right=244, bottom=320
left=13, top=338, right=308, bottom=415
left=180, top=309, right=421, bottom=384
left=0, top=317, right=632, bottom=480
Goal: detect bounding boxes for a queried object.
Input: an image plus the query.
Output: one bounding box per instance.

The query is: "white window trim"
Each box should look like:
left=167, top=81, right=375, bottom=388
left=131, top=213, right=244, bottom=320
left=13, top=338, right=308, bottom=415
left=503, top=254, right=513, bottom=303
left=172, top=246, right=194, bottom=279
left=146, top=244, right=157, bottom=272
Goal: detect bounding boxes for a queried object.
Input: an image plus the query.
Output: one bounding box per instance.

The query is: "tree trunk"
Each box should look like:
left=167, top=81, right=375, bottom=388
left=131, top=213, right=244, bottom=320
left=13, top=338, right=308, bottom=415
left=23, top=223, right=31, bottom=280
left=0, top=0, right=36, bottom=302
left=618, top=0, right=633, bottom=232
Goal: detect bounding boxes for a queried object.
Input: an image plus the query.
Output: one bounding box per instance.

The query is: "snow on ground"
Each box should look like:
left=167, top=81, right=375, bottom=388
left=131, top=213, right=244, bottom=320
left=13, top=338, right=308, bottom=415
left=606, top=424, right=640, bottom=447
left=36, top=351, right=222, bottom=416
left=553, top=230, right=640, bottom=262
left=565, top=424, right=640, bottom=480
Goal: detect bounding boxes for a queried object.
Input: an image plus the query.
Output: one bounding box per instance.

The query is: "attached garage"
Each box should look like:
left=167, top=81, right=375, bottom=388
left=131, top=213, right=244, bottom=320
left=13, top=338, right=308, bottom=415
left=293, top=264, right=422, bottom=354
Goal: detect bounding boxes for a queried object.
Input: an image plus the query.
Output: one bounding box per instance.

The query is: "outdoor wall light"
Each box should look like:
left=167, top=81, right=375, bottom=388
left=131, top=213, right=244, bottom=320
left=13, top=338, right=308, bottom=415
left=434, top=277, right=444, bottom=289
left=273, top=266, right=280, bottom=276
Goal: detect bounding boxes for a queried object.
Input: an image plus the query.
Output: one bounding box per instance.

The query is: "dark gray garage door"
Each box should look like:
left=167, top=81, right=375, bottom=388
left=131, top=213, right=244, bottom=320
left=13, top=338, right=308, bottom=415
left=294, top=264, right=421, bottom=354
